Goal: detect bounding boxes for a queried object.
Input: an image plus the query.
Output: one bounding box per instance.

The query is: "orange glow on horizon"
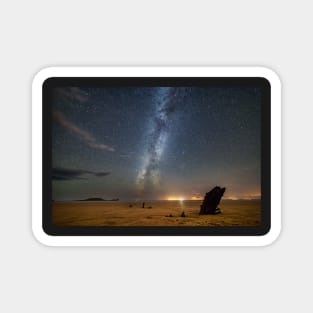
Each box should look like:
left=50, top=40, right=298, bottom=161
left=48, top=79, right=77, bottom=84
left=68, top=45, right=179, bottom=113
left=166, top=196, right=204, bottom=201
left=191, top=196, right=204, bottom=200
left=164, top=187, right=260, bottom=201
left=166, top=196, right=185, bottom=201
left=164, top=193, right=260, bottom=201
left=224, top=194, right=261, bottom=200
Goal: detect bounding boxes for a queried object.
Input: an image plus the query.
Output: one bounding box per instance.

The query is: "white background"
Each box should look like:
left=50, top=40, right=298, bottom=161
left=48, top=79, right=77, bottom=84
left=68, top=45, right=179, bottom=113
left=0, top=0, right=311, bottom=312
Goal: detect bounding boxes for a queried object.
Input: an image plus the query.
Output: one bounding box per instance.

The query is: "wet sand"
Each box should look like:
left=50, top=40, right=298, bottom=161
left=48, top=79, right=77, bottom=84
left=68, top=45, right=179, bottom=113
left=52, top=200, right=261, bottom=226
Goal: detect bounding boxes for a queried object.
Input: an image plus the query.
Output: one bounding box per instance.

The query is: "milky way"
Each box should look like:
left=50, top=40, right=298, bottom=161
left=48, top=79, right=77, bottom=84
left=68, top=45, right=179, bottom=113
left=52, top=86, right=261, bottom=201
left=136, top=87, right=175, bottom=194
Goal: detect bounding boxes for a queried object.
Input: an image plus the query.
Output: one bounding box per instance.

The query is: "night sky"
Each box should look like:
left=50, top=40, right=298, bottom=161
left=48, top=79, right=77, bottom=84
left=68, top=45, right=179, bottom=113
left=52, top=86, right=261, bottom=201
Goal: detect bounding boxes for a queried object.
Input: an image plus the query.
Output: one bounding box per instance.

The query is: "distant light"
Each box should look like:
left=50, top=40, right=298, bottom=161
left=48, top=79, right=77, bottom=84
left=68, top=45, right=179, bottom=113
left=167, top=196, right=185, bottom=201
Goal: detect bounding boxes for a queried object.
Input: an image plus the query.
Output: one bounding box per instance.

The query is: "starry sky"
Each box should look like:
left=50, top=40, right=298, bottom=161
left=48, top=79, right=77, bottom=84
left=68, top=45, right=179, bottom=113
left=52, top=86, right=261, bottom=201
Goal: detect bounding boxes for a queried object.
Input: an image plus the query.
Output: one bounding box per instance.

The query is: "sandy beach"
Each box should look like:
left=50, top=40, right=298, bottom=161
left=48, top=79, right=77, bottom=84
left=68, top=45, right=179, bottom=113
left=52, top=199, right=261, bottom=226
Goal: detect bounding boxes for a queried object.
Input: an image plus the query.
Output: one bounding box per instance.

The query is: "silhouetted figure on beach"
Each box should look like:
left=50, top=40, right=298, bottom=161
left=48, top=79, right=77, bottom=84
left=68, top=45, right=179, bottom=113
left=199, top=186, right=226, bottom=214
left=142, top=202, right=145, bottom=208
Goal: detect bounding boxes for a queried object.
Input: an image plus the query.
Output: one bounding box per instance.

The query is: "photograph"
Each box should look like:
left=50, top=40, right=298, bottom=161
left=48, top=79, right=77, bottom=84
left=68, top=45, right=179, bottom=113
left=51, top=84, right=262, bottom=227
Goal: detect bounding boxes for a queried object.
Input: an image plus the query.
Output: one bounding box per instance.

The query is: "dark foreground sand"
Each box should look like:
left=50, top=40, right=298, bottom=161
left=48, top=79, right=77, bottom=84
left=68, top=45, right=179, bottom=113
left=52, top=200, right=261, bottom=226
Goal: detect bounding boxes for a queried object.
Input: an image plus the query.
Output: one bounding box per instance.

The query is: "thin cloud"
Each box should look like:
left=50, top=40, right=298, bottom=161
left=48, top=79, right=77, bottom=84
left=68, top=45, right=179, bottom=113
left=94, top=172, right=111, bottom=177
left=53, top=111, right=94, bottom=142
left=52, top=167, right=111, bottom=181
left=53, top=110, right=115, bottom=152
left=88, top=142, right=115, bottom=152
left=57, top=87, right=89, bottom=103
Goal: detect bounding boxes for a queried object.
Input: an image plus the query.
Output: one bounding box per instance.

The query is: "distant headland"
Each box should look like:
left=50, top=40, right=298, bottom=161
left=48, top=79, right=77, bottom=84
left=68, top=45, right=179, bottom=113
left=79, top=197, right=119, bottom=201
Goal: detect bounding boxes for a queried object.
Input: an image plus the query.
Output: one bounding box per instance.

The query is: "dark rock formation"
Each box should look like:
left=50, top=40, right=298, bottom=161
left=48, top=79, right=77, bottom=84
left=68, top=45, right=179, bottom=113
left=199, top=186, right=226, bottom=215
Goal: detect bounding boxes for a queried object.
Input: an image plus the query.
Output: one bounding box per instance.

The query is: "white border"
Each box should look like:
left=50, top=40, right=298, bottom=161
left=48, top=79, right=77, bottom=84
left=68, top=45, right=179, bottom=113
left=32, top=67, right=281, bottom=246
